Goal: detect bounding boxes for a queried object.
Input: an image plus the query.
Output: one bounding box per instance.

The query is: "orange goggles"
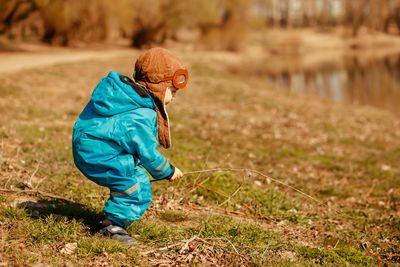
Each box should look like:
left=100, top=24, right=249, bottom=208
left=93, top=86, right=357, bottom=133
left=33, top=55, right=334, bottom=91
left=147, top=69, right=188, bottom=89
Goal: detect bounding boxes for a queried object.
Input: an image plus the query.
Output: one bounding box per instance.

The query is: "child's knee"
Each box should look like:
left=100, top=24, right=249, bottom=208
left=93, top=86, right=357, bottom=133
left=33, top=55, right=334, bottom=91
left=103, top=178, right=152, bottom=224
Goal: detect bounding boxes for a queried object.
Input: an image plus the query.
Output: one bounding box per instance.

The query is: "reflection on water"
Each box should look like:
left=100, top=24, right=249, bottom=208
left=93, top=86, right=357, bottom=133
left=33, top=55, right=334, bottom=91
left=268, top=54, right=400, bottom=114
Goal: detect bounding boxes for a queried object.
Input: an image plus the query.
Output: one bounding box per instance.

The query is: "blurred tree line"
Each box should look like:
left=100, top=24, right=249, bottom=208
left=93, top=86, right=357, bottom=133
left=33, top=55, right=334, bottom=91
left=342, top=0, right=400, bottom=36
left=255, top=0, right=400, bottom=36
left=0, top=0, right=249, bottom=50
left=1, top=0, right=400, bottom=50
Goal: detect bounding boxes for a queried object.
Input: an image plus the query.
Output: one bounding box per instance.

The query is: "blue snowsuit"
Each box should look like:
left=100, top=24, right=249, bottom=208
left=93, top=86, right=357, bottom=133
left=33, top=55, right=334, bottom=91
left=72, top=71, right=175, bottom=227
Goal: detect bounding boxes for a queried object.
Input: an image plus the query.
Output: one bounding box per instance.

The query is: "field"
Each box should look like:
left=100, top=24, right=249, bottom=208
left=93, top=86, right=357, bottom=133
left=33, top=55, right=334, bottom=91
left=0, top=48, right=399, bottom=266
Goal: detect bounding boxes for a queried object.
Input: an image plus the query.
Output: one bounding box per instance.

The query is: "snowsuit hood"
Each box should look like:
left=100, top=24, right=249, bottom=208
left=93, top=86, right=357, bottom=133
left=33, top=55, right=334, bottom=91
left=92, top=71, right=152, bottom=116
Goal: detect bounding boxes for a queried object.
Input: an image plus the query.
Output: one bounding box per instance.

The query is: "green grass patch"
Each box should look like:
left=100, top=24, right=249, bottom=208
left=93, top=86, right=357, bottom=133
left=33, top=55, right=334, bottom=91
left=159, top=211, right=189, bottom=222
left=198, top=215, right=286, bottom=264
left=29, top=215, right=87, bottom=244
left=297, top=245, right=375, bottom=266
left=0, top=205, right=31, bottom=221
left=190, top=172, right=299, bottom=217
left=128, top=220, right=187, bottom=244
left=77, top=237, right=124, bottom=257
left=200, top=216, right=280, bottom=248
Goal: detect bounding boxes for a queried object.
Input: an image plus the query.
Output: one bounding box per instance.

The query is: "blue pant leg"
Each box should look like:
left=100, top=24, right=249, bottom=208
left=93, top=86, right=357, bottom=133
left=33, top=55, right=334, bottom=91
left=103, top=167, right=152, bottom=226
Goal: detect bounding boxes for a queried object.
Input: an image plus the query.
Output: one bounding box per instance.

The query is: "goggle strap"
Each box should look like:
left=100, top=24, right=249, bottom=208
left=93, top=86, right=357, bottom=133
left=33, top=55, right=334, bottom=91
left=138, top=69, right=188, bottom=89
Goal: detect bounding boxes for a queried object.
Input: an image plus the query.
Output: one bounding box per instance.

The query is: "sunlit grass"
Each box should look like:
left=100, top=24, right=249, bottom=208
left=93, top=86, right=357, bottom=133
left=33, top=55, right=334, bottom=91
left=0, top=52, right=399, bottom=265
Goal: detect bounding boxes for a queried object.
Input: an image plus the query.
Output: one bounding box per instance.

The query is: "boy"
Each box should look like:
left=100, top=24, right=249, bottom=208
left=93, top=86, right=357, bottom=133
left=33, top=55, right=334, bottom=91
left=72, top=48, right=187, bottom=243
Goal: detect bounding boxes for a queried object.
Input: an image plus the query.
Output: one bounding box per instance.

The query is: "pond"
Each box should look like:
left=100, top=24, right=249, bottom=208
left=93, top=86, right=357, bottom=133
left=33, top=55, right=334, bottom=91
left=267, top=53, right=400, bottom=114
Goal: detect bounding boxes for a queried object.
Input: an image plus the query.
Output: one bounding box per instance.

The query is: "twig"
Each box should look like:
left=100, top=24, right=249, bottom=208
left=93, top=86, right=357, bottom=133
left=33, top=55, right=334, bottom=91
left=377, top=256, right=389, bottom=267
left=183, top=202, right=296, bottom=222
left=196, top=183, right=254, bottom=212
left=195, top=183, right=271, bottom=220
left=192, top=155, right=210, bottom=186
left=188, top=176, right=210, bottom=194
left=185, top=168, right=358, bottom=220
left=141, top=236, right=250, bottom=263
left=195, top=237, right=250, bottom=263
left=141, top=236, right=196, bottom=256
left=178, top=235, right=198, bottom=254
left=0, top=188, right=86, bottom=206
left=218, top=182, right=243, bottom=207
left=333, top=239, right=340, bottom=249
left=34, top=176, right=47, bottom=190
left=196, top=183, right=231, bottom=199
left=205, top=237, right=240, bottom=254
left=261, top=245, right=269, bottom=264
left=27, top=163, right=40, bottom=188
left=4, top=174, right=13, bottom=188
left=185, top=168, right=324, bottom=206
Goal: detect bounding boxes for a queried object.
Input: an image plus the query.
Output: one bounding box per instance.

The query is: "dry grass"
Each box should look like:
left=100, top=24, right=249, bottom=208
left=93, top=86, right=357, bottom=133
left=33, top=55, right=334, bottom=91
left=0, top=48, right=399, bottom=265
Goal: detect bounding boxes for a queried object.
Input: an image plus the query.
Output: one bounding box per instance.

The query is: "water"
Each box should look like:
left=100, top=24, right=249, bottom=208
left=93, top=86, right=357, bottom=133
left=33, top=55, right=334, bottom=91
left=267, top=53, right=400, bottom=114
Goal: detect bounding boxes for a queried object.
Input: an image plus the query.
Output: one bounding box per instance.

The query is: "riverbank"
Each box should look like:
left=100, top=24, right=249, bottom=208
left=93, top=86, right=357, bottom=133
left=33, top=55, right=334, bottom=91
left=227, top=28, right=400, bottom=115
left=245, top=28, right=400, bottom=72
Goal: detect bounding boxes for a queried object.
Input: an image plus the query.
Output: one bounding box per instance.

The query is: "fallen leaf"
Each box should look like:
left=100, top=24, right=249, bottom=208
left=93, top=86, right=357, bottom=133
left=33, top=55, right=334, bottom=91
left=60, top=242, right=77, bottom=255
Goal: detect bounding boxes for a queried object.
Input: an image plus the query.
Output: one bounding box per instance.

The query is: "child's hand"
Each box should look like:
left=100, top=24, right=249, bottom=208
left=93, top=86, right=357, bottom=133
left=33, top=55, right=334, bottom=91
left=169, top=167, right=183, bottom=182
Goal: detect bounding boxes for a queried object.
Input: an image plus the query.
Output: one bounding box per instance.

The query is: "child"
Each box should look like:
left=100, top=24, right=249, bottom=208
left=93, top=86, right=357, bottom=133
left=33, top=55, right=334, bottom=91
left=72, top=48, right=187, bottom=243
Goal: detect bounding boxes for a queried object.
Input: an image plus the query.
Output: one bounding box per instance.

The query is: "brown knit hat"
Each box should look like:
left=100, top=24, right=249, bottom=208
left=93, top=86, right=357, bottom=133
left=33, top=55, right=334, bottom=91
left=134, top=47, right=187, bottom=149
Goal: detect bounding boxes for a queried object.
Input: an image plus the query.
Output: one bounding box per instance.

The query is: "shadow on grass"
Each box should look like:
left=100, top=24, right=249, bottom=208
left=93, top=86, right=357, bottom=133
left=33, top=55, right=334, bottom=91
left=17, top=200, right=103, bottom=233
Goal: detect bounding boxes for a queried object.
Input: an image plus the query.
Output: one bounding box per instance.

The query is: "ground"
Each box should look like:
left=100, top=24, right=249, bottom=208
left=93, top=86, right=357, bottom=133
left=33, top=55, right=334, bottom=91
left=0, top=44, right=399, bottom=266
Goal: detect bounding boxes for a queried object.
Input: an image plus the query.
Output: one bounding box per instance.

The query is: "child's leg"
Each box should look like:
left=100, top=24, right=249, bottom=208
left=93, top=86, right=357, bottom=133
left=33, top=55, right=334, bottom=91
left=103, top=167, right=152, bottom=227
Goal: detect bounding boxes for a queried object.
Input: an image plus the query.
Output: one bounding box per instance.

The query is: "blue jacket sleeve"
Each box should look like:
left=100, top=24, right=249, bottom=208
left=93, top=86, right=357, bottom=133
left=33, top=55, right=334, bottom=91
left=119, top=118, right=175, bottom=180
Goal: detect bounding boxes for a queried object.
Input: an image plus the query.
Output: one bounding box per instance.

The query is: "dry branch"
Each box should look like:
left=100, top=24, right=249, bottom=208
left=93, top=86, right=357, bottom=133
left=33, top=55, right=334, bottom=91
left=186, top=168, right=323, bottom=205
left=178, top=235, right=198, bottom=254
left=203, top=237, right=240, bottom=255
left=182, top=201, right=297, bottom=222
left=195, top=183, right=259, bottom=216
left=377, top=256, right=390, bottom=267
left=141, top=235, right=197, bottom=256
left=184, top=168, right=357, bottom=220
left=218, top=182, right=243, bottom=207
left=27, top=163, right=39, bottom=188
left=196, top=237, right=250, bottom=263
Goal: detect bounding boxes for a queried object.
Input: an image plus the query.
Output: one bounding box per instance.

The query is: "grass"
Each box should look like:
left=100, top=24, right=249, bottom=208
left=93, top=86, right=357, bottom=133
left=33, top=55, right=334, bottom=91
left=199, top=216, right=279, bottom=247
left=0, top=85, right=20, bottom=97
left=0, top=50, right=399, bottom=265
left=0, top=205, right=142, bottom=265
left=76, top=237, right=125, bottom=257
left=297, top=245, right=375, bottom=266
left=158, top=211, right=189, bottom=222
left=130, top=220, right=185, bottom=244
